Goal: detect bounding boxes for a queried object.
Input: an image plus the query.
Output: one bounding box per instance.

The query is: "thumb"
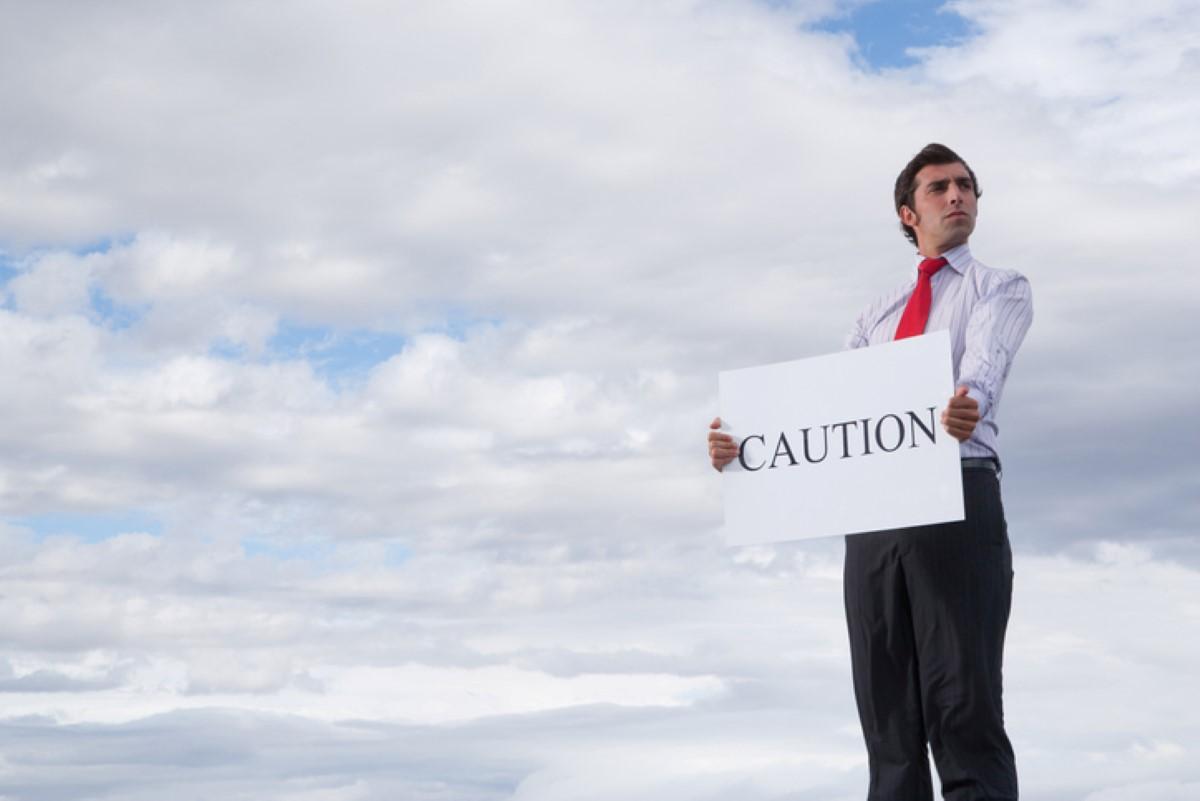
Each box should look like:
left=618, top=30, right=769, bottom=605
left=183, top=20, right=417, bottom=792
left=710, top=417, right=722, bottom=429
left=954, top=385, right=969, bottom=398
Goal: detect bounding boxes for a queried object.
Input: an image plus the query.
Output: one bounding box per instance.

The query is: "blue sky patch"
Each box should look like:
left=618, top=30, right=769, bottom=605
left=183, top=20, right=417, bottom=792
left=435, top=309, right=503, bottom=341
left=72, top=234, right=133, bottom=258
left=384, top=542, right=412, bottom=566
left=208, top=337, right=248, bottom=360
left=0, top=249, right=25, bottom=312
left=0, top=252, right=17, bottom=283
left=241, top=537, right=411, bottom=569
left=89, top=286, right=146, bottom=330
left=241, top=536, right=336, bottom=563
left=0, top=256, right=15, bottom=311
left=13, top=510, right=163, bottom=543
left=1, top=233, right=129, bottom=266
left=269, top=322, right=409, bottom=383
left=813, top=0, right=974, bottom=70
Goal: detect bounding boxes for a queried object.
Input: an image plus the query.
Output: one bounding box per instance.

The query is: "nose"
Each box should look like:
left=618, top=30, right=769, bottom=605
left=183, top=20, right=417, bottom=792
left=946, top=184, right=963, bottom=205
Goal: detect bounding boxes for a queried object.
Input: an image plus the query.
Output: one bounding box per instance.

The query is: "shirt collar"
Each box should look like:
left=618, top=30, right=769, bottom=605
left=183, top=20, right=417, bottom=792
left=911, top=242, right=971, bottom=276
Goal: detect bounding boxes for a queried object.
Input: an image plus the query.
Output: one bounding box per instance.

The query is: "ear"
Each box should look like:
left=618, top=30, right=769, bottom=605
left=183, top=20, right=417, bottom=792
left=899, top=205, right=919, bottom=227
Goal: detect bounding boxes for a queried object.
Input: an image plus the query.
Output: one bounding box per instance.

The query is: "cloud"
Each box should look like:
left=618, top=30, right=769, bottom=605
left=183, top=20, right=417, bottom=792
left=0, top=662, right=127, bottom=694
left=1084, top=782, right=1200, bottom=801
left=0, top=0, right=1197, bottom=799
left=2, top=515, right=1199, bottom=798
left=931, top=0, right=1200, bottom=184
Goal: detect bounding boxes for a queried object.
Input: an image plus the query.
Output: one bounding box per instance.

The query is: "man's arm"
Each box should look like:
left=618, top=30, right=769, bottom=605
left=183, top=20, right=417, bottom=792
left=943, top=272, right=1033, bottom=441
left=958, top=272, right=1034, bottom=420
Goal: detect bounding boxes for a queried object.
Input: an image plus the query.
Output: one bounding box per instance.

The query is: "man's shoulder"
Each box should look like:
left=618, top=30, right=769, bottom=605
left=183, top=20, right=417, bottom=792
left=961, top=255, right=1030, bottom=292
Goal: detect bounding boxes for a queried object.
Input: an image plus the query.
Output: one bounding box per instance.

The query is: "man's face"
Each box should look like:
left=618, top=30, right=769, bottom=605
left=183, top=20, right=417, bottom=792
left=899, top=162, right=978, bottom=255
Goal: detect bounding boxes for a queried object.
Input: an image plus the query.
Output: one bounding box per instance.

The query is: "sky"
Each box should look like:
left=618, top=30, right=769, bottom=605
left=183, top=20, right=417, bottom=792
left=0, top=0, right=1198, bottom=799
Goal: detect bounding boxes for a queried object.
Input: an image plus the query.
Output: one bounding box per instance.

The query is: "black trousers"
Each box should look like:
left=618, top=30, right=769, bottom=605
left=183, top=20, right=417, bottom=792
left=844, top=467, right=1017, bottom=801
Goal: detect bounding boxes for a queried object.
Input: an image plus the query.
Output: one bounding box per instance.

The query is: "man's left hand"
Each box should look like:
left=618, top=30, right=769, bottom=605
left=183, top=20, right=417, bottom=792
left=941, top=385, right=980, bottom=443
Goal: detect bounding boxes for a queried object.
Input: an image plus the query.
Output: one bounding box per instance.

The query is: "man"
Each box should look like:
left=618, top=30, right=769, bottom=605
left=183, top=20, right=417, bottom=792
left=707, top=143, right=1032, bottom=801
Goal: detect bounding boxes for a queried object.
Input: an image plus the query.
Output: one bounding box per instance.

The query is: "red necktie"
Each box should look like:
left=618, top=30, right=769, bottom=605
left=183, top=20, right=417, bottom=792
left=894, top=257, right=947, bottom=340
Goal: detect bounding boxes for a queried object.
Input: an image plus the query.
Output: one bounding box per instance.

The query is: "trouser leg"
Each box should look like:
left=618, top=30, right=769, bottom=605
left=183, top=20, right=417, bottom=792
left=844, top=530, right=934, bottom=801
left=904, top=470, right=1018, bottom=800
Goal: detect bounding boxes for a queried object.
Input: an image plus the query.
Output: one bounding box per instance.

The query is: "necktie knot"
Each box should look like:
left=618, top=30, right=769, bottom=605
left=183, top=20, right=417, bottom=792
left=918, top=256, right=948, bottom=278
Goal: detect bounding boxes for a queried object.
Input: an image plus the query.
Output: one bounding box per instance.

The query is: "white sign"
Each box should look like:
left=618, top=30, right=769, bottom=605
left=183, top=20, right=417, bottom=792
left=718, top=331, right=964, bottom=545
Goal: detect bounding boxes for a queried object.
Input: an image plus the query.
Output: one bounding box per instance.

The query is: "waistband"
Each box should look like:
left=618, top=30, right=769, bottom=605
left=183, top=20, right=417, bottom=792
left=961, top=457, right=1000, bottom=473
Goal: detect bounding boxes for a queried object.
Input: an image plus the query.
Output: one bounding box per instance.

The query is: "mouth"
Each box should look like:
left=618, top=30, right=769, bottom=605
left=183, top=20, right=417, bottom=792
left=946, top=211, right=968, bottom=220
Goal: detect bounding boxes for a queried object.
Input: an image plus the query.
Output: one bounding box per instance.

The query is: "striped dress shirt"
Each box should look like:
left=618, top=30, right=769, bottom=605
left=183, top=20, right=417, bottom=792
left=845, top=243, right=1033, bottom=462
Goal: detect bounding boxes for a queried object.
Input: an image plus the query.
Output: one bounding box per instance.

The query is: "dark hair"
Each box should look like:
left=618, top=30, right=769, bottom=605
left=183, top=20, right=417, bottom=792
left=893, top=143, right=981, bottom=247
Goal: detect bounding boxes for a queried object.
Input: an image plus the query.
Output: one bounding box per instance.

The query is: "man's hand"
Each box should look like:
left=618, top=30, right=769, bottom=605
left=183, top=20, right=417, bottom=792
left=941, top=385, right=980, bottom=443
left=708, top=417, right=739, bottom=472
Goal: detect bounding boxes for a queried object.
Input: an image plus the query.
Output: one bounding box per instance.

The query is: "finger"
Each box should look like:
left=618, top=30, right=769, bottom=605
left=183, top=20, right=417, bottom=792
left=708, top=432, right=734, bottom=444
left=944, top=421, right=975, bottom=440
left=712, top=450, right=738, bottom=465
left=945, top=408, right=980, bottom=423
left=943, top=424, right=976, bottom=439
left=941, top=409, right=977, bottom=425
left=955, top=385, right=969, bottom=398
left=710, top=417, right=722, bottom=430
left=947, top=397, right=979, bottom=412
left=945, top=399, right=980, bottom=416
left=943, top=413, right=969, bottom=429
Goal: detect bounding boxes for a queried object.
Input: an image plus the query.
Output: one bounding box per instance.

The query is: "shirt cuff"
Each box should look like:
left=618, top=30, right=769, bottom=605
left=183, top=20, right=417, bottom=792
left=964, top=384, right=989, bottom=418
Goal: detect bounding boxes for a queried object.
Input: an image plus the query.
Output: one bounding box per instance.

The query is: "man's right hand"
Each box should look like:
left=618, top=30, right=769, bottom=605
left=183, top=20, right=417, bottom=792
left=708, top=417, right=738, bottom=472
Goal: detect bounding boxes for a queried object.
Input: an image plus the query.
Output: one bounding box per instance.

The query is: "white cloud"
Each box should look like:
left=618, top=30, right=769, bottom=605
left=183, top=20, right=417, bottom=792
left=1083, top=781, right=1200, bottom=801
left=0, top=0, right=1197, bottom=799
left=6, top=251, right=95, bottom=316
left=0, top=527, right=1197, bottom=798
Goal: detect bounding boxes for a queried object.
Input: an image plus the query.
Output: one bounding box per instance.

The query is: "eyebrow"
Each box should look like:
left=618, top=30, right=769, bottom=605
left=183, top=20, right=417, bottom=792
left=924, top=176, right=974, bottom=192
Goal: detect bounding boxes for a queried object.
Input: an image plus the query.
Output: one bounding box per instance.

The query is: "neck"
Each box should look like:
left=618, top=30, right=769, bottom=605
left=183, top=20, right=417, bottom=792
left=918, top=239, right=968, bottom=259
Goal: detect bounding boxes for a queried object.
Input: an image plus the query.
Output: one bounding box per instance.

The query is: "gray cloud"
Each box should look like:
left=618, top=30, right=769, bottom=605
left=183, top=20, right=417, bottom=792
left=0, top=0, right=1197, bottom=799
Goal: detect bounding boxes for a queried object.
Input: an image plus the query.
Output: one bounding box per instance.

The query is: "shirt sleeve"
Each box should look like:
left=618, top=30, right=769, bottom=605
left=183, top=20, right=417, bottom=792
left=844, top=308, right=870, bottom=351
left=959, top=273, right=1033, bottom=419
